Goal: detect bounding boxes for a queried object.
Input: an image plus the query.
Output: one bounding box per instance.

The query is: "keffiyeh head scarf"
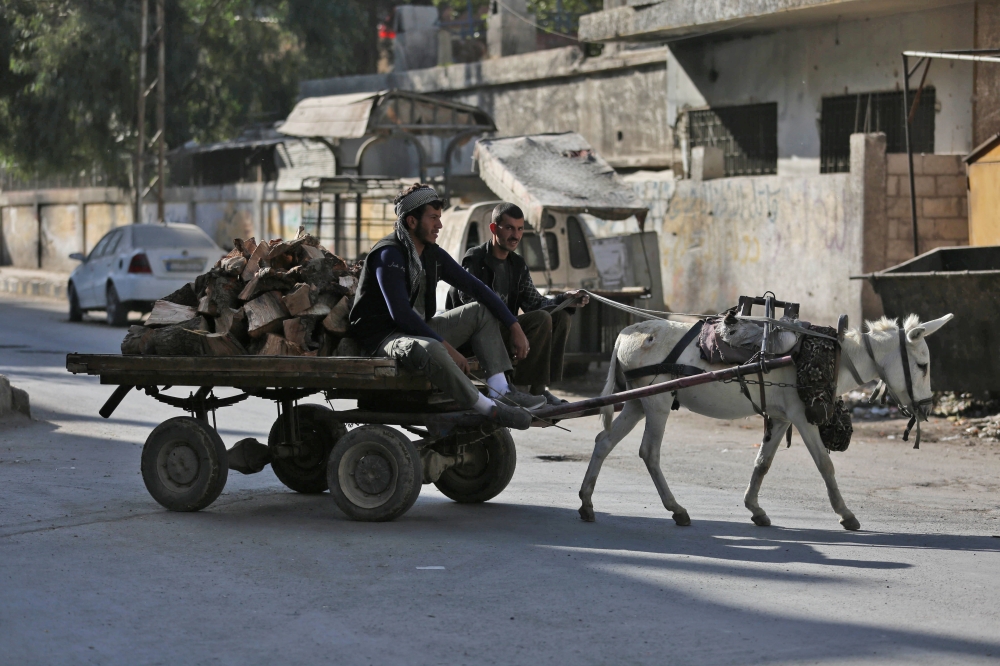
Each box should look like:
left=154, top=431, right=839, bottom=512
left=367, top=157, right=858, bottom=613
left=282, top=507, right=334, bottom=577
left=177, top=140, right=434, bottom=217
left=394, top=186, right=442, bottom=298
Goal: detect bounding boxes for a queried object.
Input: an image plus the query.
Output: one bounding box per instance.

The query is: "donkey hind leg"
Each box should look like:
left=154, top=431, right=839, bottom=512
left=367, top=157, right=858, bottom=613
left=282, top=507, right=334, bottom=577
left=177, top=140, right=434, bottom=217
left=637, top=399, right=690, bottom=526
left=579, top=400, right=644, bottom=522
left=795, top=420, right=861, bottom=531
left=743, top=420, right=791, bottom=527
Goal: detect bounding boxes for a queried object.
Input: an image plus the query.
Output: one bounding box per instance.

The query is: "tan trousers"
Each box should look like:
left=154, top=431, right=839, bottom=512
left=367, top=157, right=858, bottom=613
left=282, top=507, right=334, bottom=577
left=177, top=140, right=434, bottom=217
left=500, top=309, right=571, bottom=392
left=376, top=302, right=513, bottom=409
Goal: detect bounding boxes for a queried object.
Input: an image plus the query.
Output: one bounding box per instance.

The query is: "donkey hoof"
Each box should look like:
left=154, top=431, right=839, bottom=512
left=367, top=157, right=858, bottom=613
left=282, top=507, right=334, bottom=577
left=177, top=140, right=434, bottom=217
left=672, top=511, right=691, bottom=526
left=751, top=514, right=771, bottom=527
left=579, top=506, right=595, bottom=522
left=840, top=516, right=861, bottom=531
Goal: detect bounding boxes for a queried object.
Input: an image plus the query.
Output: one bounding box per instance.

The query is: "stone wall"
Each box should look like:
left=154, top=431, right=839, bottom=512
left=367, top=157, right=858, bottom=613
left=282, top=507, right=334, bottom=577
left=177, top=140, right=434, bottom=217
left=884, top=153, right=969, bottom=267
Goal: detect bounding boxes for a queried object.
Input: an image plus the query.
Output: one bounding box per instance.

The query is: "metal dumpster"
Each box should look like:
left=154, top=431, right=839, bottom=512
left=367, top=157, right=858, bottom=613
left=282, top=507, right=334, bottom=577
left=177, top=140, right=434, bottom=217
left=858, top=245, right=1000, bottom=393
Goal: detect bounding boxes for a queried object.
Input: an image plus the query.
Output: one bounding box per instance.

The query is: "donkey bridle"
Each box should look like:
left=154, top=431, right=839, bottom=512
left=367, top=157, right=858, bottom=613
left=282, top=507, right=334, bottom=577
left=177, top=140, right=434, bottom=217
left=860, top=328, right=932, bottom=449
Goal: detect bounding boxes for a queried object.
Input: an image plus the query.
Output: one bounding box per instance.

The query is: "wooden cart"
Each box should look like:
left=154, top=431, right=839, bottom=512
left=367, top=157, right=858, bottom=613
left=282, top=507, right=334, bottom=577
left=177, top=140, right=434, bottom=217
left=66, top=352, right=794, bottom=522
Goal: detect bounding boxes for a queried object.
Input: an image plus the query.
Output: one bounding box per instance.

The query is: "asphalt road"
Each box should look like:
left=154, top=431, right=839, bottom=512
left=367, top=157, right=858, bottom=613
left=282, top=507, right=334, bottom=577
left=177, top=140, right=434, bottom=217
left=1, top=295, right=999, bottom=665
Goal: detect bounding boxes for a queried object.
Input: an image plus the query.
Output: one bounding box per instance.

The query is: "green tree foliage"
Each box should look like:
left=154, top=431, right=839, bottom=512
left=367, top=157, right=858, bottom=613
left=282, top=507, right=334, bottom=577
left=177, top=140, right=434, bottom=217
left=0, top=0, right=383, bottom=182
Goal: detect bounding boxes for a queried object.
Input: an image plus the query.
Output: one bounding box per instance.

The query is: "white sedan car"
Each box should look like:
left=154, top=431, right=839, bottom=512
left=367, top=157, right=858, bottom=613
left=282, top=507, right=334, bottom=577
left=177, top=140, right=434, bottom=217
left=68, top=223, right=225, bottom=326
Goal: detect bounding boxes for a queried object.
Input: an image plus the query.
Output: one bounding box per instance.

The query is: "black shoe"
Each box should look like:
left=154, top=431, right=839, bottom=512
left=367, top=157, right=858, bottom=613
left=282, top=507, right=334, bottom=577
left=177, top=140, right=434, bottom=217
left=489, top=401, right=533, bottom=430
left=542, top=389, right=568, bottom=406
left=502, top=388, right=547, bottom=411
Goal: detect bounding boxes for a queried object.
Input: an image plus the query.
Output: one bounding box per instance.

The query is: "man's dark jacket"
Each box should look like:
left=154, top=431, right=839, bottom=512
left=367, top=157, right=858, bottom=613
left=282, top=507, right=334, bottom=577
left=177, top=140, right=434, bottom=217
left=446, top=240, right=566, bottom=316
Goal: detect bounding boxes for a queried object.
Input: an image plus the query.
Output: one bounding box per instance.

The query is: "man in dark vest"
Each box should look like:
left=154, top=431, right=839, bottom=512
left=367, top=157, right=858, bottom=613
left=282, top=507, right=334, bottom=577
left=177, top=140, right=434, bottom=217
left=349, top=184, right=545, bottom=430
left=447, top=202, right=589, bottom=406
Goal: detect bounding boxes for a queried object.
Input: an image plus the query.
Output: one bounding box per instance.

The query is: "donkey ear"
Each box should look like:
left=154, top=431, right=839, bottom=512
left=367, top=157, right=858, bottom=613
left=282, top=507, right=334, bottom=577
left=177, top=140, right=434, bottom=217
left=907, top=313, right=954, bottom=342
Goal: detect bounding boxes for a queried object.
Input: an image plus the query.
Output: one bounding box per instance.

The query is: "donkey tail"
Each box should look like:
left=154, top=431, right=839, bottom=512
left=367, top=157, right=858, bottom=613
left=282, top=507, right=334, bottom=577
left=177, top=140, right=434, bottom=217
left=600, top=335, right=623, bottom=433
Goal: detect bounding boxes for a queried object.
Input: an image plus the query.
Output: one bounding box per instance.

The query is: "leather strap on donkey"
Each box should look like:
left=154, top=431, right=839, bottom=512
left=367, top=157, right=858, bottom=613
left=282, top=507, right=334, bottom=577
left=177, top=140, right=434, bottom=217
left=862, top=328, right=932, bottom=449
left=623, top=320, right=706, bottom=381
left=622, top=320, right=706, bottom=411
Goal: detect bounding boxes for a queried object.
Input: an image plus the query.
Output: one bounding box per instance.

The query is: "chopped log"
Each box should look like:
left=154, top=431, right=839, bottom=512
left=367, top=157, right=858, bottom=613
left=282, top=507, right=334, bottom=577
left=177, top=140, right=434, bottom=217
left=322, top=295, right=351, bottom=335
left=282, top=283, right=316, bottom=316
left=197, top=295, right=219, bottom=317
left=295, top=227, right=320, bottom=246
left=238, top=268, right=295, bottom=301
left=338, top=275, right=358, bottom=296
left=147, top=325, right=209, bottom=356
left=121, top=325, right=155, bottom=355
left=207, top=275, right=242, bottom=311
left=203, top=332, right=247, bottom=356
left=146, top=301, right=198, bottom=327
left=301, top=292, right=340, bottom=317
left=241, top=241, right=269, bottom=282
left=300, top=244, right=326, bottom=261
left=220, top=254, right=246, bottom=276
left=300, top=257, right=350, bottom=294
left=245, top=291, right=289, bottom=339
left=161, top=282, right=199, bottom=307
left=257, top=332, right=305, bottom=356
left=283, top=318, right=308, bottom=348
left=334, top=336, right=364, bottom=357
left=243, top=237, right=257, bottom=257
left=178, top=315, right=211, bottom=332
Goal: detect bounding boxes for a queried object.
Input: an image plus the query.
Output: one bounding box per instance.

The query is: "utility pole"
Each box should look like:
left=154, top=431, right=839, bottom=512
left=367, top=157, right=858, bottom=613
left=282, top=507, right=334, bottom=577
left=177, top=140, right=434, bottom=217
left=135, top=0, right=166, bottom=224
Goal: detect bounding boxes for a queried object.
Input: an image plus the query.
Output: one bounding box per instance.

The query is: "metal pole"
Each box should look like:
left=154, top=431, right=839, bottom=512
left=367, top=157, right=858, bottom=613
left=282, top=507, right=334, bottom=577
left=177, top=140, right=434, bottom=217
left=355, top=191, right=362, bottom=260
left=902, top=53, right=920, bottom=257
left=135, top=0, right=148, bottom=225
left=156, top=0, right=166, bottom=224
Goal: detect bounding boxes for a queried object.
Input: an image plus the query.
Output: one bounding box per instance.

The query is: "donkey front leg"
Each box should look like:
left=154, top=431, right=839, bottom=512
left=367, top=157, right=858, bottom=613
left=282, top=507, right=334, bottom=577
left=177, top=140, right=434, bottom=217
left=743, top=420, right=791, bottom=527
left=637, top=399, right=690, bottom=526
left=579, top=400, right=644, bottom=522
left=795, top=419, right=861, bottom=530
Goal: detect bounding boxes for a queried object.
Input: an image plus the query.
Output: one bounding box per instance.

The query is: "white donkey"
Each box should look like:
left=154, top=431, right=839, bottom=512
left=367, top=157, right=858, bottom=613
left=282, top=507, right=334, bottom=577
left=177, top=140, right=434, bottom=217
left=578, top=313, right=953, bottom=530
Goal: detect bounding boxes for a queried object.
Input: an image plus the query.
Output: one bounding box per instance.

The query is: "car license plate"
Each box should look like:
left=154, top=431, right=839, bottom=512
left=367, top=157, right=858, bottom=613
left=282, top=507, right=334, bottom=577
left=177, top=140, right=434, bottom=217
left=164, top=258, right=205, bottom=272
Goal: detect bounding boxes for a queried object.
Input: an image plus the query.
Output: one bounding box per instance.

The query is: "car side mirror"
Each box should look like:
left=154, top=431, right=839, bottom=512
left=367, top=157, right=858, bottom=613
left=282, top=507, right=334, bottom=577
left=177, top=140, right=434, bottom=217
left=69, top=252, right=85, bottom=262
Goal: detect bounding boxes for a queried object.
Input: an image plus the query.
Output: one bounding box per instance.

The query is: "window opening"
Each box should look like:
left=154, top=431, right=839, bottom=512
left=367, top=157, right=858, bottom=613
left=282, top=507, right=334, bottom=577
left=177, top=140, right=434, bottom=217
left=688, top=102, right=778, bottom=176
left=820, top=88, right=935, bottom=173
left=465, top=221, right=480, bottom=252
left=518, top=232, right=559, bottom=271
left=566, top=216, right=591, bottom=269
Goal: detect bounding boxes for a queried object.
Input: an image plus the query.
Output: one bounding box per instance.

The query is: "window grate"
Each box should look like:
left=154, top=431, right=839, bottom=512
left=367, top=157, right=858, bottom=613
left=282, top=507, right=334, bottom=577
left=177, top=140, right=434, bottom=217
left=820, top=89, right=935, bottom=173
left=688, top=102, right=778, bottom=177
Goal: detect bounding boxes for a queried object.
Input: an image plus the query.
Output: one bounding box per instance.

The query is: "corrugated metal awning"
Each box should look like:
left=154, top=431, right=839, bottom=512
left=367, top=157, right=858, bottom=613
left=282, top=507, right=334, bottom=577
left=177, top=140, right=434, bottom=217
left=278, top=90, right=495, bottom=139
left=474, top=132, right=648, bottom=228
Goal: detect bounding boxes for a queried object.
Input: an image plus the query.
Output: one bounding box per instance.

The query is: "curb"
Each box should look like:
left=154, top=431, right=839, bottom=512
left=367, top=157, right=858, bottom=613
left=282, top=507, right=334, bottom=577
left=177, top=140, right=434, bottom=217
left=0, top=273, right=67, bottom=301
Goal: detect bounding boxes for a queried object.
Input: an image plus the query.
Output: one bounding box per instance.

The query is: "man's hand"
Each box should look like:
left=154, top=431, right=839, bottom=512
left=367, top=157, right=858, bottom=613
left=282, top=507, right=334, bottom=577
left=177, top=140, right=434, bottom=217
left=509, top=323, right=530, bottom=361
left=565, top=289, right=590, bottom=307
left=443, top=341, right=470, bottom=375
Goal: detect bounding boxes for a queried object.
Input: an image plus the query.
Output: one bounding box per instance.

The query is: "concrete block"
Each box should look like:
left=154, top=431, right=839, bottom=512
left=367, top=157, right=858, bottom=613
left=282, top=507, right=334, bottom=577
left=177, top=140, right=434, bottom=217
left=922, top=197, right=960, bottom=218
left=934, top=218, right=969, bottom=241
left=691, top=146, right=725, bottom=181
left=921, top=154, right=963, bottom=175
left=11, top=387, right=30, bottom=418
left=886, top=197, right=912, bottom=219
left=887, top=240, right=916, bottom=263
left=887, top=153, right=910, bottom=175
left=899, top=176, right=936, bottom=197
left=936, top=175, right=967, bottom=197
left=886, top=175, right=898, bottom=197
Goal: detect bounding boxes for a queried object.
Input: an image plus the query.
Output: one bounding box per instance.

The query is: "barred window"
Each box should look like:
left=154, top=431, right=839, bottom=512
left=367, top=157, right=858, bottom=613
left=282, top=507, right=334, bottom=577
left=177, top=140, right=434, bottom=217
left=820, top=89, right=935, bottom=173
left=688, top=102, right=778, bottom=177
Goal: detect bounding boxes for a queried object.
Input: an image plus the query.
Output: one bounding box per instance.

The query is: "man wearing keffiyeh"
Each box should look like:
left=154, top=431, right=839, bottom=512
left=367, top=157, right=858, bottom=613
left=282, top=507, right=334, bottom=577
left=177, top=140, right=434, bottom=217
left=349, top=184, right=545, bottom=429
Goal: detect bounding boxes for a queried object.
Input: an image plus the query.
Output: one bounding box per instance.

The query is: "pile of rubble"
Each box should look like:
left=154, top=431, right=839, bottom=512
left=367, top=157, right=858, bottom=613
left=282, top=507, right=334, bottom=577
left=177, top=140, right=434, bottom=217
left=957, top=415, right=1000, bottom=442
left=122, top=229, right=359, bottom=357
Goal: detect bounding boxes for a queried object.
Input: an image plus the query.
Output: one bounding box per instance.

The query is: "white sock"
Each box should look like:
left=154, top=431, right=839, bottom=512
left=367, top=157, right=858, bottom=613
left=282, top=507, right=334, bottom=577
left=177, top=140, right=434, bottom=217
left=472, top=393, right=496, bottom=415
left=486, top=373, right=509, bottom=397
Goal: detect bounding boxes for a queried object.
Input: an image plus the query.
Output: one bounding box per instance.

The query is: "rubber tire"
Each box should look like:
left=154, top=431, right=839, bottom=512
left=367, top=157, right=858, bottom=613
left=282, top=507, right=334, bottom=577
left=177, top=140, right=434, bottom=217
left=434, top=428, right=516, bottom=503
left=68, top=283, right=83, bottom=322
left=327, top=425, right=422, bottom=522
left=141, top=416, right=229, bottom=512
left=268, top=404, right=346, bottom=494
left=106, top=283, right=129, bottom=327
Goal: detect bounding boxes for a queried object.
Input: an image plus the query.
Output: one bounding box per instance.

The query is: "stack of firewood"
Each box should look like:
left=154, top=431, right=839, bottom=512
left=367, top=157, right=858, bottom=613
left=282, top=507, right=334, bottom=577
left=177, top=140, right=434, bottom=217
left=121, top=229, right=360, bottom=356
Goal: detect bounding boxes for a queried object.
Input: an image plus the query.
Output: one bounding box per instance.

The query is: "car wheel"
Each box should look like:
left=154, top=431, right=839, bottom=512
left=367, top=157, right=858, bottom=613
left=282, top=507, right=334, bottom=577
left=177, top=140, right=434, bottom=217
left=106, top=283, right=129, bottom=327
left=68, top=283, right=83, bottom=322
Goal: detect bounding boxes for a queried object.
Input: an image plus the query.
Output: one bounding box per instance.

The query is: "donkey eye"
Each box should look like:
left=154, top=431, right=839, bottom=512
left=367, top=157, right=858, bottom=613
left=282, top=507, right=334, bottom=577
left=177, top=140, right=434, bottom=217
left=917, top=363, right=929, bottom=375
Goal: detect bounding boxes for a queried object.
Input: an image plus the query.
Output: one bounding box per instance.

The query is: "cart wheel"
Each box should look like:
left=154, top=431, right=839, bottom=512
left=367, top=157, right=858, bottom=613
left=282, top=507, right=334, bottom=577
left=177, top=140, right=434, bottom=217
left=327, top=425, right=422, bottom=522
left=434, top=427, right=516, bottom=503
left=268, top=404, right=346, bottom=494
left=141, top=416, right=228, bottom=512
